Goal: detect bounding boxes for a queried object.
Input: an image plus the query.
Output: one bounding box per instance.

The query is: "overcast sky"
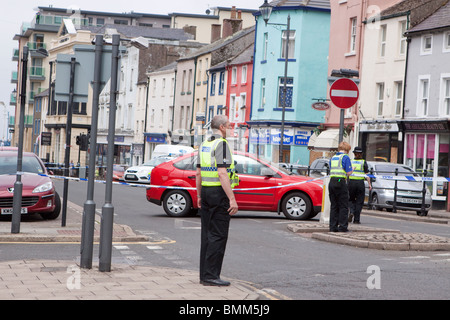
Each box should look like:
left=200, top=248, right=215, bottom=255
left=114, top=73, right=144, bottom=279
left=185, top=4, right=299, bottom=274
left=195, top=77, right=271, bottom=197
left=0, top=0, right=263, bottom=140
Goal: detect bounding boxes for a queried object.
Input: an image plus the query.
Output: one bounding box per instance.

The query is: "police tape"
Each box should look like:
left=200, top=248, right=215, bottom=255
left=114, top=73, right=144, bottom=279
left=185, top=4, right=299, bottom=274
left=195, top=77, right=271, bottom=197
left=42, top=174, right=326, bottom=191
left=38, top=173, right=448, bottom=193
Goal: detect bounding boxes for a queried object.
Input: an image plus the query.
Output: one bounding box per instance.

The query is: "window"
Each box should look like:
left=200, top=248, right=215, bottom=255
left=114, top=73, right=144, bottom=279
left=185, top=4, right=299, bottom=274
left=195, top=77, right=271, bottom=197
left=96, top=18, right=105, bottom=26
left=231, top=67, right=237, bottom=85
left=239, top=94, right=246, bottom=122
left=197, top=60, right=202, bottom=83
left=418, top=76, right=430, bottom=116
left=349, top=17, right=357, bottom=53
left=260, top=78, right=266, bottom=109
left=421, top=35, right=433, bottom=55
left=278, top=77, right=293, bottom=109
left=281, top=30, right=296, bottom=59
left=441, top=77, right=450, bottom=116
left=210, top=73, right=216, bottom=96
left=443, top=31, right=450, bottom=53
left=241, top=65, right=247, bottom=84
left=230, top=95, right=237, bottom=122
left=395, top=81, right=403, bottom=116
left=380, top=25, right=387, bottom=57
left=234, top=155, right=275, bottom=176
left=263, top=33, right=268, bottom=61
left=188, top=69, right=192, bottom=92
left=218, top=72, right=225, bottom=95
left=376, top=83, right=384, bottom=116
left=114, top=19, right=128, bottom=25
left=182, top=70, right=186, bottom=92
left=399, top=21, right=407, bottom=55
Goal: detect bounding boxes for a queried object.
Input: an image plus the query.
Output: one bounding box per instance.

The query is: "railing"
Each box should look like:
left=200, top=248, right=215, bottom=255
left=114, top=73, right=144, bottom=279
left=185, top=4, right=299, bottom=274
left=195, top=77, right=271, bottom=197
left=27, top=42, right=47, bottom=50
left=367, top=168, right=430, bottom=216
left=29, top=66, right=45, bottom=77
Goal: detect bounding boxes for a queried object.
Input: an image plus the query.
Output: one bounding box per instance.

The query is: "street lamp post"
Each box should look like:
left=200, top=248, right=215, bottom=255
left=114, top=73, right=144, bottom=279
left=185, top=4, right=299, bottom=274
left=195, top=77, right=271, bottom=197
left=259, top=0, right=291, bottom=164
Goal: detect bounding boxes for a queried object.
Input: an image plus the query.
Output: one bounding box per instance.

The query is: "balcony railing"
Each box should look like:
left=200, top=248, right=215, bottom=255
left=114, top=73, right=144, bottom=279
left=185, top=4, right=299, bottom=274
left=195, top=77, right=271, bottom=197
left=29, top=67, right=45, bottom=80
left=10, top=93, right=17, bottom=106
left=34, top=15, right=89, bottom=27
left=27, top=42, right=47, bottom=50
left=12, top=48, right=19, bottom=61
left=11, top=71, right=18, bottom=83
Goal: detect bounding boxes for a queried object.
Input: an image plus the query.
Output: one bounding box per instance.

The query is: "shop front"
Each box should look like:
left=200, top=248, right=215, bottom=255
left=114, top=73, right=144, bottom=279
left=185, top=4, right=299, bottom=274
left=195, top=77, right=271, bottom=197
left=401, top=120, right=450, bottom=209
left=248, top=122, right=316, bottom=165
left=359, top=121, right=401, bottom=163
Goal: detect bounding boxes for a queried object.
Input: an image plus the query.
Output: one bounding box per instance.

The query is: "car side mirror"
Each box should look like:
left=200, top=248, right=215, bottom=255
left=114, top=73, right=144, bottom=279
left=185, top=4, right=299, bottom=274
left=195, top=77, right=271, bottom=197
left=261, top=167, right=275, bottom=177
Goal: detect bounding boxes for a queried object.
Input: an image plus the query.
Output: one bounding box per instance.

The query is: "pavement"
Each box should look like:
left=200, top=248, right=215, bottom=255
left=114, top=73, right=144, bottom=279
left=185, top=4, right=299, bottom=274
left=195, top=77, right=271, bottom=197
left=0, top=201, right=259, bottom=300
left=288, top=209, right=450, bottom=251
left=1, top=201, right=449, bottom=300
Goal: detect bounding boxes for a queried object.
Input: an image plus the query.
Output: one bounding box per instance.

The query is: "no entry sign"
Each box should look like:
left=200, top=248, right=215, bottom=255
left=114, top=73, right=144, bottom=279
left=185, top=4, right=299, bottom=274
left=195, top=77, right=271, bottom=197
left=329, top=78, right=359, bottom=109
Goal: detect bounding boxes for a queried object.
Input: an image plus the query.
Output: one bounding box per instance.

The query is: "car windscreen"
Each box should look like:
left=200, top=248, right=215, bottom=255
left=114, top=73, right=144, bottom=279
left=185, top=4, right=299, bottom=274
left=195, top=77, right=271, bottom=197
left=142, top=158, right=172, bottom=167
left=373, top=164, right=417, bottom=176
left=0, top=155, right=45, bottom=175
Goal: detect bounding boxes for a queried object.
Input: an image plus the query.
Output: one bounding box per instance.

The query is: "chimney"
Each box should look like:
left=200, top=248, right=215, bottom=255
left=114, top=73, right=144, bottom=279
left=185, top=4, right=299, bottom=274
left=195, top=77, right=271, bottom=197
left=222, top=6, right=243, bottom=39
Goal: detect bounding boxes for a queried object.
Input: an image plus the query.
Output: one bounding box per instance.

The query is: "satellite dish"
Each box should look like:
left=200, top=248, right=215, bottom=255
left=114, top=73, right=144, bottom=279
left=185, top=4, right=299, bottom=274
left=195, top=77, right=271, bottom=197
left=205, top=9, right=211, bottom=15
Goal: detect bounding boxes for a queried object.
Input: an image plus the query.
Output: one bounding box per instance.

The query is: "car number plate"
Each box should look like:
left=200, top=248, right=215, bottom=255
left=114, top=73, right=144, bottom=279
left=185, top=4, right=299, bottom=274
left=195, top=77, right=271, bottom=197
left=397, top=198, right=421, bottom=204
left=125, top=174, right=135, bottom=179
left=1, top=208, right=28, bottom=215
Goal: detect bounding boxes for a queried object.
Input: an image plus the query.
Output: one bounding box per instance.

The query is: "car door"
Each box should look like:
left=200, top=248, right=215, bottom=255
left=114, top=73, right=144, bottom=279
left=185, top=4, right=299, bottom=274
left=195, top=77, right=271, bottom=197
left=233, top=154, right=278, bottom=210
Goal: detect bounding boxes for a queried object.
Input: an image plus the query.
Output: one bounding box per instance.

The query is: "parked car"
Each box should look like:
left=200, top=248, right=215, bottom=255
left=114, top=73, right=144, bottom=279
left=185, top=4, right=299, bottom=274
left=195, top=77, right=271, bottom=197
left=151, top=144, right=194, bottom=159
left=309, top=158, right=330, bottom=178
left=124, top=157, right=174, bottom=184
left=146, top=152, right=323, bottom=220
left=365, top=162, right=432, bottom=214
left=0, top=150, right=61, bottom=220
left=112, top=164, right=126, bottom=181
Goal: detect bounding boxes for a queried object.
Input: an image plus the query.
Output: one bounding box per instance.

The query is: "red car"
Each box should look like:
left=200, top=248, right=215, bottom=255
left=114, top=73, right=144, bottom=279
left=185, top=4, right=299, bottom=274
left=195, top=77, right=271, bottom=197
left=146, top=152, right=323, bottom=220
left=0, top=150, right=61, bottom=220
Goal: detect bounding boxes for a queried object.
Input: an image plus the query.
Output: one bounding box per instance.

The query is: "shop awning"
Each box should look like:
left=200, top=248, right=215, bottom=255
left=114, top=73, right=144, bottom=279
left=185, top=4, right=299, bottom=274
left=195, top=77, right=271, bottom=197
left=308, top=129, right=347, bottom=152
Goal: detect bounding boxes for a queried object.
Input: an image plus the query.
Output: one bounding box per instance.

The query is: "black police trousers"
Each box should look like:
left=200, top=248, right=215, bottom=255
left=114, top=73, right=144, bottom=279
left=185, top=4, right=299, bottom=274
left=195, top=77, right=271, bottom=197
left=329, top=177, right=349, bottom=232
left=199, top=186, right=231, bottom=281
left=348, top=179, right=365, bottom=223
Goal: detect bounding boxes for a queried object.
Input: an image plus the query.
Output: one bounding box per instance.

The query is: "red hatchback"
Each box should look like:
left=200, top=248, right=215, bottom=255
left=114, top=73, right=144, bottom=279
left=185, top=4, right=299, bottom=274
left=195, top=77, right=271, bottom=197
left=0, top=150, right=61, bottom=220
left=146, top=152, right=323, bottom=220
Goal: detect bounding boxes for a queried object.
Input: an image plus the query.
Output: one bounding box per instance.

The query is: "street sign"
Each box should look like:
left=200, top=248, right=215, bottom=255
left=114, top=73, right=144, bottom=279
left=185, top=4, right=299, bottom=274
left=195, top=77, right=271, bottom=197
left=329, top=78, right=359, bottom=109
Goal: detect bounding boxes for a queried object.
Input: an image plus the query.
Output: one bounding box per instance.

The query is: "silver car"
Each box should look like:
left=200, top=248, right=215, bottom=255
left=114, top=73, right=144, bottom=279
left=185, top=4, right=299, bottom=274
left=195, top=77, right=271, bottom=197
left=365, top=162, right=432, bottom=215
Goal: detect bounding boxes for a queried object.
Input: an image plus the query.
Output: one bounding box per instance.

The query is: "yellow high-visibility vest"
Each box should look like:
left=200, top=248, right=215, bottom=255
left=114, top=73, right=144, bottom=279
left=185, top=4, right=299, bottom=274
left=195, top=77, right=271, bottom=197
left=350, top=159, right=365, bottom=180
left=330, top=154, right=347, bottom=178
left=200, top=138, right=239, bottom=188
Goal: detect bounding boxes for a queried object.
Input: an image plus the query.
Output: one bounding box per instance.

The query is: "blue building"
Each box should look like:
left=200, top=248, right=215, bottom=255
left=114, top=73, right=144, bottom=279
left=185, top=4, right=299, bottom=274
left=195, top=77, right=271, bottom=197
left=250, top=0, right=330, bottom=165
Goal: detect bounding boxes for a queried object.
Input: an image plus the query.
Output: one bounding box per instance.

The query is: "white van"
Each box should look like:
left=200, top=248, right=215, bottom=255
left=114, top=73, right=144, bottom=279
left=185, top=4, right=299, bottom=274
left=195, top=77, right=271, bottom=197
left=151, top=144, right=194, bottom=159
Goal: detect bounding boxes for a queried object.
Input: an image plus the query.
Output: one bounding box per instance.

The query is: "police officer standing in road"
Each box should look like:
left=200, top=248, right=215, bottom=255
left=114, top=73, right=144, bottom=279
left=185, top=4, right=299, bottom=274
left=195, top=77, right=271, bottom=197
left=348, top=146, right=372, bottom=224
left=329, top=142, right=353, bottom=232
left=196, top=115, right=239, bottom=287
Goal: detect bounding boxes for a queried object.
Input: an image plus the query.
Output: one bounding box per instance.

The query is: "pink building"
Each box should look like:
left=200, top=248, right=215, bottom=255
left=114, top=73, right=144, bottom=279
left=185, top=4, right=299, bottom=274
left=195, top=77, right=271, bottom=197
left=226, top=45, right=254, bottom=152
left=320, top=0, right=402, bottom=151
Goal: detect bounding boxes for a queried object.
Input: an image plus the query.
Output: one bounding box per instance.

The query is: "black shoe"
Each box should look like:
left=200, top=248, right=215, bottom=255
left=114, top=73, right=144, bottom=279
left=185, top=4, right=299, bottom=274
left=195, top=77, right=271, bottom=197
left=201, top=278, right=230, bottom=287
left=338, top=228, right=349, bottom=232
left=348, top=213, right=354, bottom=223
left=354, top=221, right=361, bottom=224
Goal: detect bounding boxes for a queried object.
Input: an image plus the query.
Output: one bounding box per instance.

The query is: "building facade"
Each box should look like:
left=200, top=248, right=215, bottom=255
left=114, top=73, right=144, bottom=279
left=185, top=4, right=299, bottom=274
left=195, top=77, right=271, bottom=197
left=251, top=1, right=331, bottom=165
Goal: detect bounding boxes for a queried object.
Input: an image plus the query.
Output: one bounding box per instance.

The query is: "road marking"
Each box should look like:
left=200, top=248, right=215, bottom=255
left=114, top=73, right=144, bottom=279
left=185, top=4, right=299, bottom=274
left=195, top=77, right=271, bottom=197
left=174, top=219, right=201, bottom=230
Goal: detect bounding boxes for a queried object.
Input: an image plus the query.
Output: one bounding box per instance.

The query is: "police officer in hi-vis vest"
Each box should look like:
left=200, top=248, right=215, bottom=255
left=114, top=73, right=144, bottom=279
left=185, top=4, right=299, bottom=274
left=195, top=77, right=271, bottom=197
left=329, top=142, right=353, bottom=232
left=348, top=146, right=372, bottom=224
left=196, top=115, right=239, bottom=287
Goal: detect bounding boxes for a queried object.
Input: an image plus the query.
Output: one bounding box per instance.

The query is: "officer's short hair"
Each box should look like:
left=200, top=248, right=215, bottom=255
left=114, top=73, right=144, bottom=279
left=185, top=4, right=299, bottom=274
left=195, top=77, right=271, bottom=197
left=211, top=115, right=229, bottom=130
left=338, top=142, right=351, bottom=153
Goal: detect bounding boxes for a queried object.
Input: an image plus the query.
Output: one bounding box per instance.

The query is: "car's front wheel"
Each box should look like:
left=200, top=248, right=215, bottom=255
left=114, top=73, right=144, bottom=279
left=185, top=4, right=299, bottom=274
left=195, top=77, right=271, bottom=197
left=162, top=190, right=192, bottom=217
left=281, top=192, right=312, bottom=220
left=40, top=191, right=61, bottom=220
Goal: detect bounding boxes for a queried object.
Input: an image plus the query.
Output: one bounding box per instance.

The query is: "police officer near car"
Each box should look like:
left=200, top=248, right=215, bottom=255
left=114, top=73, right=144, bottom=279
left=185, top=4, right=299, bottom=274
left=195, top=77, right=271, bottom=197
left=196, top=115, right=239, bottom=287
left=329, top=142, right=353, bottom=232
left=348, top=146, right=372, bottom=224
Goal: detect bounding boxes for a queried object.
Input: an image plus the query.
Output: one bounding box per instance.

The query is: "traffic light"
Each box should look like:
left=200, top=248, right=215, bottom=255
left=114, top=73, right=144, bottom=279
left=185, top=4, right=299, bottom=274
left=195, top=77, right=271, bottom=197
left=80, top=134, right=89, bottom=151
left=76, top=135, right=81, bottom=146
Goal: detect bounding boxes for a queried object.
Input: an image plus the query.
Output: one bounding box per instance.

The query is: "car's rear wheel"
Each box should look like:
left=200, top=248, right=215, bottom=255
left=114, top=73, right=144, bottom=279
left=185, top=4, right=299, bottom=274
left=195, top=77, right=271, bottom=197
left=281, top=192, right=312, bottom=220
left=370, top=193, right=383, bottom=211
left=163, top=190, right=192, bottom=217
left=40, top=191, right=61, bottom=220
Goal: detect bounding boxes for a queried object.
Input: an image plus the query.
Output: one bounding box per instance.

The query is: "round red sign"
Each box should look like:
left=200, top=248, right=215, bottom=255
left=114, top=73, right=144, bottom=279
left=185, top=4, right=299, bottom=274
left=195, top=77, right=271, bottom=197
left=329, top=78, right=359, bottom=109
